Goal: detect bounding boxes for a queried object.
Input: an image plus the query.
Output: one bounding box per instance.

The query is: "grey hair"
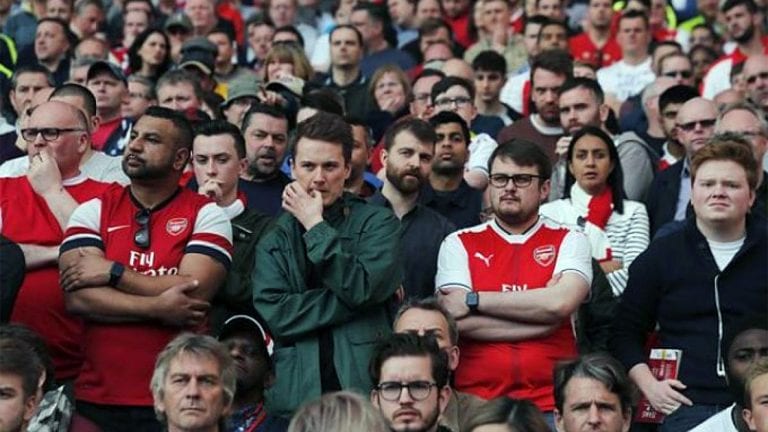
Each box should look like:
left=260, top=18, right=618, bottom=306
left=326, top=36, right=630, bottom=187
left=717, top=101, right=768, bottom=135
left=150, top=333, right=236, bottom=423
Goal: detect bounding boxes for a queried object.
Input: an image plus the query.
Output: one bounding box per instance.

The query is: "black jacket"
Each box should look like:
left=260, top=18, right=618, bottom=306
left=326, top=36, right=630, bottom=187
left=611, top=216, right=768, bottom=405
left=645, top=159, right=685, bottom=236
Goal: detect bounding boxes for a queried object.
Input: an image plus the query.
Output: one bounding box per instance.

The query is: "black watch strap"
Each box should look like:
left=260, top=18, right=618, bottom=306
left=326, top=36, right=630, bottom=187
left=108, top=262, right=125, bottom=287
left=466, top=291, right=479, bottom=313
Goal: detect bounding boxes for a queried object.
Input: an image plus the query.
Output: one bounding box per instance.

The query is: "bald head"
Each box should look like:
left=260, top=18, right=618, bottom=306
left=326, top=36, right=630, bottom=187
left=26, top=100, right=90, bottom=178
left=676, top=97, right=718, bottom=157
left=442, top=59, right=474, bottom=81
left=642, top=76, right=676, bottom=113
left=743, top=54, right=768, bottom=113
left=714, top=89, right=745, bottom=110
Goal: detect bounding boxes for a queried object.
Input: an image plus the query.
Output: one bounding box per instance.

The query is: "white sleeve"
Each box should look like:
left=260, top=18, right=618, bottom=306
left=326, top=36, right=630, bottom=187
left=60, top=198, right=104, bottom=252
left=435, top=233, right=473, bottom=292
left=553, top=230, right=593, bottom=286
left=467, top=134, right=497, bottom=175
left=701, top=59, right=732, bottom=100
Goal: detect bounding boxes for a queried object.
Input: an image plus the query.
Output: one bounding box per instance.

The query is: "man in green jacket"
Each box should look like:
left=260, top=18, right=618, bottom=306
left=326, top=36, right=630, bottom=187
left=252, top=112, right=402, bottom=416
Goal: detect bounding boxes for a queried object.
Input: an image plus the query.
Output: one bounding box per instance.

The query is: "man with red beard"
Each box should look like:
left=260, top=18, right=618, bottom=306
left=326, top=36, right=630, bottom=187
left=369, top=118, right=455, bottom=300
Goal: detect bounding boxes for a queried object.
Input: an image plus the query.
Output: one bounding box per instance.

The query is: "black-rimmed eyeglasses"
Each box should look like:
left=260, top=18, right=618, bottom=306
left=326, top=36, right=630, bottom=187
left=489, top=173, right=542, bottom=188
left=21, top=128, right=86, bottom=142
left=376, top=381, right=437, bottom=401
left=134, top=209, right=151, bottom=249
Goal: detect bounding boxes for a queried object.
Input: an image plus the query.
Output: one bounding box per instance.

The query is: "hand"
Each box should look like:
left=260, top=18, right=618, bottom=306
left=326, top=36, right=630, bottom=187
left=378, top=94, right=405, bottom=114
left=282, top=181, right=324, bottom=231
left=198, top=179, right=223, bottom=204
left=152, top=281, right=210, bottom=327
left=642, top=378, right=693, bottom=415
left=490, top=22, right=509, bottom=48
left=437, top=288, right=470, bottom=319
left=599, top=259, right=623, bottom=274
left=417, top=104, right=435, bottom=120
left=555, top=136, right=572, bottom=158
left=28, top=147, right=63, bottom=196
left=257, top=89, right=286, bottom=107
left=60, top=248, right=112, bottom=292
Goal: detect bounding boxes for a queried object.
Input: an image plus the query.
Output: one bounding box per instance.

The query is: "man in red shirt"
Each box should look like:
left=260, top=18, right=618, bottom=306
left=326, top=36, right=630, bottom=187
left=436, top=140, right=592, bottom=425
left=569, top=0, right=622, bottom=68
left=59, top=106, right=233, bottom=432
left=2, top=101, right=111, bottom=382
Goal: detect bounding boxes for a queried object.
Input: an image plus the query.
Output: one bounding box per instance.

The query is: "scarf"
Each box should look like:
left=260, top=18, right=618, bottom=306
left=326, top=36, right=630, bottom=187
left=570, top=183, right=614, bottom=262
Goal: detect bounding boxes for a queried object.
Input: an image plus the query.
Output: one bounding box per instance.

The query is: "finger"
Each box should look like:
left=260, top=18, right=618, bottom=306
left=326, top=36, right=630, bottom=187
left=667, top=380, right=687, bottom=390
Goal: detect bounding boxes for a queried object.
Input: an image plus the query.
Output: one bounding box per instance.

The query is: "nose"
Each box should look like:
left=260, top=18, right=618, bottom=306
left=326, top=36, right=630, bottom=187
left=585, top=154, right=596, bottom=166
left=205, top=159, right=217, bottom=176
left=311, top=167, right=325, bottom=185
left=398, top=386, right=415, bottom=403
left=587, top=403, right=600, bottom=425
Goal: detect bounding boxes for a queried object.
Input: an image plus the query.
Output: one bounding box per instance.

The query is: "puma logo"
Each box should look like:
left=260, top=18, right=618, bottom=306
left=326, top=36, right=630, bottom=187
left=474, top=252, right=493, bottom=267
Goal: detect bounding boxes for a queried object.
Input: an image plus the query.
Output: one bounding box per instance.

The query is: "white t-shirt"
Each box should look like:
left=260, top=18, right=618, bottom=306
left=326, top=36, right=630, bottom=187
left=689, top=404, right=738, bottom=432
left=707, top=237, right=745, bottom=271
left=597, top=57, right=655, bottom=102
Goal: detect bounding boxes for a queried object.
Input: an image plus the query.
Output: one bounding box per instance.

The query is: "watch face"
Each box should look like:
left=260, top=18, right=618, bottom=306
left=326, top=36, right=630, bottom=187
left=466, top=292, right=479, bottom=307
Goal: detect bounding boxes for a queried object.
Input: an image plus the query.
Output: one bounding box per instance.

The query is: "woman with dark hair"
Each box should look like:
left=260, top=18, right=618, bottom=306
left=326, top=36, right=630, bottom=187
left=540, top=126, right=650, bottom=296
left=127, top=28, right=172, bottom=81
left=466, top=397, right=550, bottom=432
left=366, top=64, right=410, bottom=142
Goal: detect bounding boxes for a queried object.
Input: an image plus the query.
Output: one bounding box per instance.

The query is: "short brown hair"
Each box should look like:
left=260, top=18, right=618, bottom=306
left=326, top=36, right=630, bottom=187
left=691, top=134, right=759, bottom=191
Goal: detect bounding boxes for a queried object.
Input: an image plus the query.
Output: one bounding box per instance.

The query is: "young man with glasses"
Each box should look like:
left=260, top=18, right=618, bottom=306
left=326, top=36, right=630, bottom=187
left=435, top=140, right=592, bottom=429
left=658, top=53, right=695, bottom=87
left=58, top=106, right=233, bottom=432
left=1, top=100, right=111, bottom=386
left=369, top=333, right=452, bottom=432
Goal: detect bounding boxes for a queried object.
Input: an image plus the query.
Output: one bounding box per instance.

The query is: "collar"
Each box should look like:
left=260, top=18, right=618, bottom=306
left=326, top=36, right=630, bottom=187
left=681, top=157, right=691, bottom=178
left=325, top=72, right=366, bottom=88
left=221, top=197, right=245, bottom=220
left=62, top=171, right=89, bottom=186
left=530, top=114, right=563, bottom=135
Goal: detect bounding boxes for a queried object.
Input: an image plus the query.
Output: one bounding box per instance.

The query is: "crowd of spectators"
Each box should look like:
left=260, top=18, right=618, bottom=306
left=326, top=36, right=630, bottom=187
left=0, top=0, right=767, bottom=430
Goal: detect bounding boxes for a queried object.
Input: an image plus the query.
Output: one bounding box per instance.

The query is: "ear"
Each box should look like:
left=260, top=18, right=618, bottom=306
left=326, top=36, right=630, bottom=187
left=553, top=408, right=565, bottom=432
left=598, top=104, right=609, bottom=124
left=370, top=390, right=380, bottom=407
left=174, top=147, right=190, bottom=171
left=343, top=161, right=351, bottom=181
left=22, top=394, right=38, bottom=422
left=264, top=370, right=276, bottom=389
left=437, top=385, right=452, bottom=415
left=380, top=148, right=389, bottom=169
left=238, top=157, right=248, bottom=176
left=621, top=408, right=631, bottom=432
left=447, top=345, right=460, bottom=371
left=91, top=114, right=102, bottom=132
left=78, top=132, right=89, bottom=154
left=744, top=407, right=756, bottom=431
left=9, top=89, right=18, bottom=113
left=539, top=178, right=551, bottom=202
left=748, top=188, right=756, bottom=209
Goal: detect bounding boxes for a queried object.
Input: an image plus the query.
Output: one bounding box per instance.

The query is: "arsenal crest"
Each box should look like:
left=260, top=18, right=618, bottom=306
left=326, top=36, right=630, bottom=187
left=533, top=245, right=556, bottom=267
left=166, top=218, right=189, bottom=236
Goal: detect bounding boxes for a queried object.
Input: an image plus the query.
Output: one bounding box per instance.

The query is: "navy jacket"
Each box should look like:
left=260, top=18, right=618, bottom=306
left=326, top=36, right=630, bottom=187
left=645, top=159, right=685, bottom=235
left=611, top=216, right=768, bottom=405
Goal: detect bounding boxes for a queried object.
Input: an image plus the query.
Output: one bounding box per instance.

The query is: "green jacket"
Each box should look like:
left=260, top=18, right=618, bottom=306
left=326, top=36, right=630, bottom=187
left=252, top=193, right=402, bottom=416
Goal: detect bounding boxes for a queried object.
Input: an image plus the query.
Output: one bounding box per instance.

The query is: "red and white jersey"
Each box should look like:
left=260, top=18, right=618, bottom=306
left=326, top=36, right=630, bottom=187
left=569, top=33, right=622, bottom=69
left=0, top=173, right=111, bottom=381
left=435, top=217, right=592, bottom=411
left=701, top=36, right=768, bottom=99
left=60, top=184, right=232, bottom=406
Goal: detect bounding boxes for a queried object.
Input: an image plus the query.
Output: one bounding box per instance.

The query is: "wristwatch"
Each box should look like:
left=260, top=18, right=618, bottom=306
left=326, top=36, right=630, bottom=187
left=108, top=262, right=125, bottom=287
left=466, top=291, right=479, bottom=314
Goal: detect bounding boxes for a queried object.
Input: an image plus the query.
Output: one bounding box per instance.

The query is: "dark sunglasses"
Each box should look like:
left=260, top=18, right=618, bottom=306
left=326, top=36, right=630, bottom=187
left=677, top=118, right=716, bottom=132
left=662, top=70, right=693, bottom=79
left=134, top=209, right=151, bottom=249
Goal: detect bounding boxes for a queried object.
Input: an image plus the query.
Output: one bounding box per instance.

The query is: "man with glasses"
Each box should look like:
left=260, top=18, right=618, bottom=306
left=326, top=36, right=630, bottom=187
left=369, top=333, right=452, bottom=432
left=435, top=140, right=591, bottom=427
left=645, top=97, right=718, bottom=235
left=658, top=53, right=695, bottom=87
left=1, top=100, right=111, bottom=386
left=58, top=106, right=233, bottom=432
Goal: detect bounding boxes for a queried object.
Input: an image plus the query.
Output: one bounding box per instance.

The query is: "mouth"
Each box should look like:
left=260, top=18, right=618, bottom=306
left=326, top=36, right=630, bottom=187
left=125, top=154, right=144, bottom=166
left=394, top=409, right=421, bottom=421
left=583, top=172, right=598, bottom=179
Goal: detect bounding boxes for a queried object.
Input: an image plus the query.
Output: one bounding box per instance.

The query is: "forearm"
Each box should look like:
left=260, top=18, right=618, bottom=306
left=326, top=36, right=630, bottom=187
left=117, top=270, right=193, bottom=297
left=457, top=315, right=558, bottom=342
left=629, top=363, right=658, bottom=394
left=65, top=288, right=156, bottom=321
left=464, top=170, right=488, bottom=190
left=477, top=282, right=586, bottom=324
left=40, top=188, right=79, bottom=231
left=19, top=244, right=59, bottom=269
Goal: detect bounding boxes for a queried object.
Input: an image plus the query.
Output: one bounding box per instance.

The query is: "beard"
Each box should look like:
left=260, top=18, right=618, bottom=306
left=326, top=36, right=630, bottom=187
left=493, top=195, right=539, bottom=227
left=122, top=155, right=173, bottom=180
left=247, top=148, right=281, bottom=181
left=431, top=159, right=464, bottom=177
left=386, top=164, right=423, bottom=195
left=733, top=23, right=755, bottom=44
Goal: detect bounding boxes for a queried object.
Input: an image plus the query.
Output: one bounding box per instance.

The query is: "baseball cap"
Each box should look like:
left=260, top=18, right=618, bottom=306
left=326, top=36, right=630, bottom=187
left=221, top=78, right=260, bottom=108
left=218, top=315, right=274, bottom=358
left=179, top=50, right=215, bottom=77
left=164, top=12, right=192, bottom=33
left=87, top=61, right=127, bottom=86
left=181, top=37, right=218, bottom=56
left=265, top=75, right=305, bottom=98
